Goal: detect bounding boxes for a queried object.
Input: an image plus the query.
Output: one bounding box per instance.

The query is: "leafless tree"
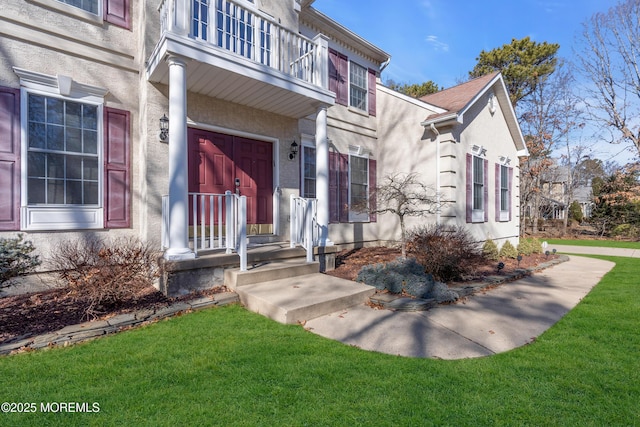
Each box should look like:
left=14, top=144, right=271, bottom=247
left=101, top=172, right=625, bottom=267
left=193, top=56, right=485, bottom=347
left=577, top=0, right=640, bottom=156
left=367, top=173, right=443, bottom=257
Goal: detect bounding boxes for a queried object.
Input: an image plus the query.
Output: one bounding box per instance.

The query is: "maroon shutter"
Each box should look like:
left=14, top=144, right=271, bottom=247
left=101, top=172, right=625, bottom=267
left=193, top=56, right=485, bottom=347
left=339, top=154, right=349, bottom=222
left=483, top=159, right=489, bottom=222
left=329, top=151, right=339, bottom=223
left=105, top=0, right=131, bottom=29
left=0, top=87, right=20, bottom=231
left=508, top=167, right=513, bottom=221
left=368, top=69, right=377, bottom=116
left=495, top=163, right=501, bottom=222
left=465, top=153, right=472, bottom=223
left=329, top=49, right=348, bottom=106
left=369, top=159, right=377, bottom=222
left=104, top=107, right=130, bottom=228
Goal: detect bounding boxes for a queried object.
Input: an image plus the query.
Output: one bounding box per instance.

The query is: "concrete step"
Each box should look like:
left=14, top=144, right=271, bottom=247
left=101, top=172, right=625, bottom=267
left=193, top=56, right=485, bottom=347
left=225, top=258, right=319, bottom=290
left=235, top=273, right=376, bottom=324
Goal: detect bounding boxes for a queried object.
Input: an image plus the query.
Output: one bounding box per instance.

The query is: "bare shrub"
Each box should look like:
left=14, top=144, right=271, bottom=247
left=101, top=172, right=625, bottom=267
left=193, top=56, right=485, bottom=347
left=49, top=236, right=159, bottom=319
left=407, top=224, right=482, bottom=282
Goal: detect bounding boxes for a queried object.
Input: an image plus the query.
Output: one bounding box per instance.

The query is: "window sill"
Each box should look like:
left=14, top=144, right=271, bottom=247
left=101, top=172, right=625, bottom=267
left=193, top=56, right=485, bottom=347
left=347, top=106, right=370, bottom=117
left=471, top=210, right=485, bottom=223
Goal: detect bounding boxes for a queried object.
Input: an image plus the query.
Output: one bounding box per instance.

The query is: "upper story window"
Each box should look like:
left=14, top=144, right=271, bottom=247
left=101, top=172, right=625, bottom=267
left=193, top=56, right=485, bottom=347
left=329, top=48, right=377, bottom=116
left=349, top=62, right=367, bottom=111
left=56, top=0, right=99, bottom=15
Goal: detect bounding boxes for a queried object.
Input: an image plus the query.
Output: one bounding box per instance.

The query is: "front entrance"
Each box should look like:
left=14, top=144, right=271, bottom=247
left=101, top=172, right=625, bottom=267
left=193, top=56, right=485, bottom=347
left=188, top=128, right=273, bottom=234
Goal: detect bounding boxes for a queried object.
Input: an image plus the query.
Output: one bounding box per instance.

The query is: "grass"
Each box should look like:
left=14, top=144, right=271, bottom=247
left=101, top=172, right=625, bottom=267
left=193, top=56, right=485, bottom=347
left=544, top=238, right=640, bottom=249
left=1, top=256, right=639, bottom=426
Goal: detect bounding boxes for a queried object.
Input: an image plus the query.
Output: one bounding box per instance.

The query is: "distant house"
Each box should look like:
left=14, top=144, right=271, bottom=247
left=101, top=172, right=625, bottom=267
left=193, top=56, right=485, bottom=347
left=0, top=0, right=528, bottom=294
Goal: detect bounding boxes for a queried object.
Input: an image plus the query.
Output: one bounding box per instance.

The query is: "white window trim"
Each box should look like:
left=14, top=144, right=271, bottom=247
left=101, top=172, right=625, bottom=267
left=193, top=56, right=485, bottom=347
left=499, top=165, right=510, bottom=222
left=300, top=135, right=316, bottom=199
left=472, top=155, right=484, bottom=223
left=28, top=0, right=103, bottom=24
left=348, top=151, right=370, bottom=223
left=15, top=68, right=107, bottom=231
left=349, top=60, right=368, bottom=112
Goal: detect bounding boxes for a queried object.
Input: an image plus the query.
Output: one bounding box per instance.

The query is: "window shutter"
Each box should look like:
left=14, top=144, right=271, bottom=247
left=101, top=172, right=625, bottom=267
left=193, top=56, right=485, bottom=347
left=369, top=158, right=377, bottom=222
left=0, top=87, right=20, bottom=231
left=368, top=69, right=377, bottom=116
left=105, top=0, right=131, bottom=30
left=329, top=151, right=339, bottom=223
left=104, top=107, right=131, bottom=228
left=339, top=153, right=349, bottom=222
left=328, top=48, right=348, bottom=106
left=465, top=153, right=472, bottom=223
left=495, top=163, right=501, bottom=222
left=508, top=167, right=513, bottom=221
left=483, top=159, right=489, bottom=222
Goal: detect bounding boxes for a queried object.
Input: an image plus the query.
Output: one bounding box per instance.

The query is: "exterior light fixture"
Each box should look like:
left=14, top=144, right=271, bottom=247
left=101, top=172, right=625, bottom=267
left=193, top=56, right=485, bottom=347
left=289, top=140, right=298, bottom=160
left=497, top=261, right=505, bottom=273
left=159, top=114, right=169, bottom=142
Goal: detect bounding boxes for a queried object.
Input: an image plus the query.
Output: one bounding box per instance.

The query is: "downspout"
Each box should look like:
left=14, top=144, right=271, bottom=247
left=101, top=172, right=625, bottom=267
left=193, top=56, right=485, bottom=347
left=430, top=123, right=441, bottom=225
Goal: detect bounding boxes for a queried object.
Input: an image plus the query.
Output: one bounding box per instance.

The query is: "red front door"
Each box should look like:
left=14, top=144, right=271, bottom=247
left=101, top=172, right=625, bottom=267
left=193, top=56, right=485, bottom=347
left=188, top=128, right=273, bottom=227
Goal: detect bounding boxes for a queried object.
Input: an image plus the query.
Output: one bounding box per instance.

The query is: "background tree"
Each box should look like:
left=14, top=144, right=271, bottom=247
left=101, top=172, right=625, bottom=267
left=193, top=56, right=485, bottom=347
left=367, top=173, right=443, bottom=257
left=384, top=79, right=441, bottom=98
left=518, top=62, right=578, bottom=234
left=591, top=164, right=640, bottom=237
left=470, top=36, right=560, bottom=108
left=577, top=0, right=640, bottom=156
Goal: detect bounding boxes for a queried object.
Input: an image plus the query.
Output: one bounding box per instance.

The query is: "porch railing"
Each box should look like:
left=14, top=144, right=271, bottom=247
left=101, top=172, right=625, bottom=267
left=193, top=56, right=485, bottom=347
left=290, top=195, right=318, bottom=263
left=158, top=0, right=327, bottom=88
left=162, top=191, right=247, bottom=271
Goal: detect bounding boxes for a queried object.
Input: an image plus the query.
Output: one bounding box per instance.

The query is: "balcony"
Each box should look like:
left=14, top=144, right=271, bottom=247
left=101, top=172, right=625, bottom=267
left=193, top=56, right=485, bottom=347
left=146, top=0, right=334, bottom=118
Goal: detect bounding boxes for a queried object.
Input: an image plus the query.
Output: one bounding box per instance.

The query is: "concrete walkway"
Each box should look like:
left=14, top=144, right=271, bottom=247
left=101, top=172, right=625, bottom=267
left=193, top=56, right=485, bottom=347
left=304, top=255, right=615, bottom=359
left=552, top=244, right=640, bottom=258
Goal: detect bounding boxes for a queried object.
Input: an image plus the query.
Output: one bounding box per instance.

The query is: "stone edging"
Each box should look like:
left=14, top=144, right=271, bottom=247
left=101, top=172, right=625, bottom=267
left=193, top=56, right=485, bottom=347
left=0, top=292, right=240, bottom=356
left=369, top=255, right=570, bottom=312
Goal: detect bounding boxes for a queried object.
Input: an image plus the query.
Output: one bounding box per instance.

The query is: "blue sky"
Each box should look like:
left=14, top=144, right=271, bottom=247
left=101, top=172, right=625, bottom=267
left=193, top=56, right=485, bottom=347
left=312, top=0, right=613, bottom=88
left=313, top=0, right=634, bottom=164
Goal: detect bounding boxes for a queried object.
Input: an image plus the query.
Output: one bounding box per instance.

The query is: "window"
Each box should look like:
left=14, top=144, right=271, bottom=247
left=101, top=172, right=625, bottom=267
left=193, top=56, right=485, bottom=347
left=349, top=62, right=367, bottom=111
left=466, top=153, right=487, bottom=223
left=57, top=0, right=99, bottom=14
left=349, top=154, right=369, bottom=222
left=302, top=145, right=316, bottom=198
left=26, top=94, right=100, bottom=206
left=3, top=69, right=131, bottom=231
left=496, top=163, right=512, bottom=222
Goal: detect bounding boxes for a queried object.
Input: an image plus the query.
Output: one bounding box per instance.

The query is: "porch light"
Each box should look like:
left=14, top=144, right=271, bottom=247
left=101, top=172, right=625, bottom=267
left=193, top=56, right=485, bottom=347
left=289, top=140, right=298, bottom=160
left=159, top=114, right=169, bottom=142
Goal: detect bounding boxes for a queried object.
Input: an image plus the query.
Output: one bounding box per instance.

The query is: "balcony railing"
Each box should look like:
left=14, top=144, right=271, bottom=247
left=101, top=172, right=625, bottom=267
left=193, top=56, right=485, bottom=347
left=159, top=0, right=326, bottom=88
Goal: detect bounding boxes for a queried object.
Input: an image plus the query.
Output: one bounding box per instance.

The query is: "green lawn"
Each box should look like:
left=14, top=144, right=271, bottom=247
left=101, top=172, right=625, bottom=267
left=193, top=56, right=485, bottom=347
left=545, top=238, right=640, bottom=249
left=1, top=256, right=639, bottom=426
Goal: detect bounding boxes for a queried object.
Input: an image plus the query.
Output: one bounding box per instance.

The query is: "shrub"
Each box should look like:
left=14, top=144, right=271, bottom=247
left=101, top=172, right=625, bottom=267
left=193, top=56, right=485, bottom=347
left=482, top=239, right=499, bottom=261
left=499, top=240, right=518, bottom=259
left=356, top=256, right=458, bottom=301
left=610, top=223, right=640, bottom=239
left=49, top=236, right=159, bottom=319
left=568, top=200, right=584, bottom=223
left=517, top=239, right=533, bottom=256
left=529, top=237, right=543, bottom=254
left=406, top=224, right=481, bottom=282
left=0, top=234, right=41, bottom=288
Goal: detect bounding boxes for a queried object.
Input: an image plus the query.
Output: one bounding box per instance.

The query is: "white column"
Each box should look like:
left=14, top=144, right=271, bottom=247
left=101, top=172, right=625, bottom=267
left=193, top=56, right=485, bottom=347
left=165, top=56, right=195, bottom=260
left=315, top=106, right=331, bottom=246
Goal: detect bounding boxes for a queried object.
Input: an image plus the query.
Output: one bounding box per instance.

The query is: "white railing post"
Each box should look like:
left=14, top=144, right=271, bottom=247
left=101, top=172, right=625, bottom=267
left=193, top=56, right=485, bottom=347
left=313, top=34, right=329, bottom=89
left=238, top=195, right=247, bottom=271
left=290, top=194, right=296, bottom=248
left=305, top=199, right=314, bottom=262
left=225, top=191, right=234, bottom=254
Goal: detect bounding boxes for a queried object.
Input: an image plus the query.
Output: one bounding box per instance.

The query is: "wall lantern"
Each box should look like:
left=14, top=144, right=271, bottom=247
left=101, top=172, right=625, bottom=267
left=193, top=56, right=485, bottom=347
left=289, top=140, right=298, bottom=160
left=159, top=114, right=169, bottom=142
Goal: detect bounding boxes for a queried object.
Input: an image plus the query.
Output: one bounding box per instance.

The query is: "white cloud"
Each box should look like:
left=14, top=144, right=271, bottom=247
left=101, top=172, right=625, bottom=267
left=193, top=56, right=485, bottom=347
left=425, top=35, right=449, bottom=52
